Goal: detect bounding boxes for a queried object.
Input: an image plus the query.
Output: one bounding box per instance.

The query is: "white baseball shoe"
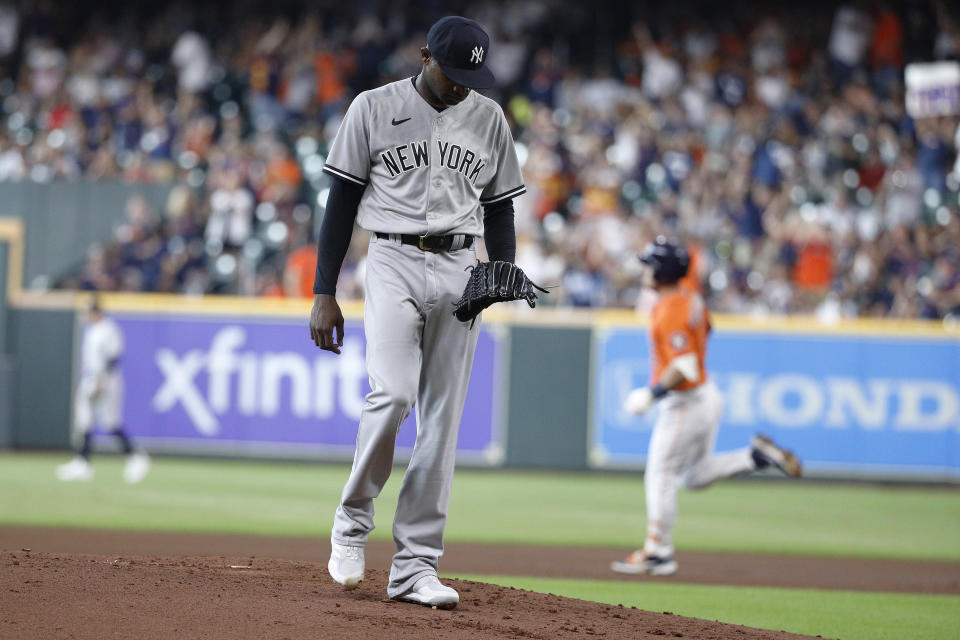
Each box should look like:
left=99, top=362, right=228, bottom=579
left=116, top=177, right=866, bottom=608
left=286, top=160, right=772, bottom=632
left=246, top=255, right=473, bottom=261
left=55, top=456, right=94, bottom=482
left=328, top=542, right=365, bottom=589
left=611, top=550, right=678, bottom=576
left=123, top=453, right=151, bottom=484
left=751, top=435, right=802, bottom=478
left=394, top=575, right=459, bottom=609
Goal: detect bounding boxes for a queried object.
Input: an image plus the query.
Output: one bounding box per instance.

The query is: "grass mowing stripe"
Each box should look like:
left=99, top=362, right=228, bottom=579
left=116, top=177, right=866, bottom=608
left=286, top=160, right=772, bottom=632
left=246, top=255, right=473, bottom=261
left=449, top=470, right=960, bottom=560
left=1, top=455, right=340, bottom=536
left=2, top=453, right=958, bottom=560
left=450, top=575, right=960, bottom=640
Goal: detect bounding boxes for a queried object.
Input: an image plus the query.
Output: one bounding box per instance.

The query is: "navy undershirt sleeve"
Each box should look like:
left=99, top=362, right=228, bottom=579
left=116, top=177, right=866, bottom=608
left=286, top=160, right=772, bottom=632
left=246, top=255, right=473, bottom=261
left=313, top=176, right=365, bottom=295
left=482, top=198, right=516, bottom=263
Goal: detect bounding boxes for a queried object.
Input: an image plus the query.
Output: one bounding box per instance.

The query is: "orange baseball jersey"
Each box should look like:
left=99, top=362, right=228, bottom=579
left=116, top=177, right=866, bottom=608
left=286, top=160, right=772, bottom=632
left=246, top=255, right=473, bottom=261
left=650, top=288, right=709, bottom=391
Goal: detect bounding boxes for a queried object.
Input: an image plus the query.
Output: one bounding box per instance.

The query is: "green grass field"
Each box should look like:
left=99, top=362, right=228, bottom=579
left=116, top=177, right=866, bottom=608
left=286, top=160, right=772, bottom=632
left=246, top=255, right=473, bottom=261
left=452, top=576, right=960, bottom=640
left=2, top=452, right=959, bottom=640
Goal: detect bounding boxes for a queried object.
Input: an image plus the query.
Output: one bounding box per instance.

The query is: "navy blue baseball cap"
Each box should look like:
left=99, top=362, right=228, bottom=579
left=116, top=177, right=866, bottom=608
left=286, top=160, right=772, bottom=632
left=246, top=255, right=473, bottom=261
left=639, top=236, right=690, bottom=284
left=427, top=16, right=496, bottom=89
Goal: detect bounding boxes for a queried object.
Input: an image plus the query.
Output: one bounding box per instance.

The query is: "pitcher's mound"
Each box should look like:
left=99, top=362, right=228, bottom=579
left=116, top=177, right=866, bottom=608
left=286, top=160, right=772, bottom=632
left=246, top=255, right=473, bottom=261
left=1, top=550, right=827, bottom=639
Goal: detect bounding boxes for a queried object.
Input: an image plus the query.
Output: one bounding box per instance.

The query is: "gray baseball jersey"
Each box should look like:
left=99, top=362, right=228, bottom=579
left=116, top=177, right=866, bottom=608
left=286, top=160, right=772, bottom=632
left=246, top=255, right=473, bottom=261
left=324, top=76, right=525, bottom=599
left=322, top=77, right=525, bottom=236
left=76, top=317, right=124, bottom=432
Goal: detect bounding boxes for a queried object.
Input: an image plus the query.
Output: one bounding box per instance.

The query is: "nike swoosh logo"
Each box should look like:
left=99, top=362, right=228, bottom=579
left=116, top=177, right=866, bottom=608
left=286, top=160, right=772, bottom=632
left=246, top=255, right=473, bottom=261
left=391, top=117, right=412, bottom=126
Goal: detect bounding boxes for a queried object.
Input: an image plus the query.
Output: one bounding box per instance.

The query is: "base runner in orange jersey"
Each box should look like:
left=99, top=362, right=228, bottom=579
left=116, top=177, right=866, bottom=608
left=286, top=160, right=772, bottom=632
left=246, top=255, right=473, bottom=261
left=610, top=237, right=802, bottom=578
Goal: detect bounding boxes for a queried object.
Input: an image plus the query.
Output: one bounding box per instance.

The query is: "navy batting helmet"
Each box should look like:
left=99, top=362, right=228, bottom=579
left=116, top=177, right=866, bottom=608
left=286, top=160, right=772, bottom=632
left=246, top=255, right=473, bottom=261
left=639, top=236, right=690, bottom=285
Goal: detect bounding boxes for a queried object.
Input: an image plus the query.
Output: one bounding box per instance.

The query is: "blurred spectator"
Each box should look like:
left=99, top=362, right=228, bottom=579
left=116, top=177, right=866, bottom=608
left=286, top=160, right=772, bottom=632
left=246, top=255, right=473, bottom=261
left=0, top=2, right=18, bottom=63
left=284, top=235, right=317, bottom=298
left=829, top=5, right=873, bottom=86
left=206, top=168, right=254, bottom=250
left=170, top=31, right=212, bottom=94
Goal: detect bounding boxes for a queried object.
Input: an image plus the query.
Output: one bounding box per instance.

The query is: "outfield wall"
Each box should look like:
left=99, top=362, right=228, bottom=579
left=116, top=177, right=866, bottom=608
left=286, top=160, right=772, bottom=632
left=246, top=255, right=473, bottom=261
left=590, top=322, right=960, bottom=479
left=9, top=295, right=955, bottom=480
left=1, top=279, right=958, bottom=478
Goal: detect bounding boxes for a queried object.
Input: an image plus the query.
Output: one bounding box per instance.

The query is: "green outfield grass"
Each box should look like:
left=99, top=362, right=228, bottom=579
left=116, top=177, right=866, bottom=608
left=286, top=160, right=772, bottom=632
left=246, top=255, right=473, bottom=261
left=1, top=452, right=958, bottom=560
left=3, top=452, right=959, bottom=639
left=450, top=575, right=960, bottom=640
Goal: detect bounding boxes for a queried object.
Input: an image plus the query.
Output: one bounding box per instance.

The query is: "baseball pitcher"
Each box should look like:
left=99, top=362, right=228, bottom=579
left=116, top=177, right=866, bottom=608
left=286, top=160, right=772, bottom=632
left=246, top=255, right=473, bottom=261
left=310, top=16, right=529, bottom=608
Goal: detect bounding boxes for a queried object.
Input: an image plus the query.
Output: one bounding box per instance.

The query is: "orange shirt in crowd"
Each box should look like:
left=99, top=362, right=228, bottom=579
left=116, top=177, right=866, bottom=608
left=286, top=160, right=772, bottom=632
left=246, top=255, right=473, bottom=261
left=284, top=244, right=317, bottom=298
left=650, top=287, right=709, bottom=391
left=314, top=51, right=346, bottom=106
left=678, top=243, right=703, bottom=294
left=267, top=155, right=302, bottom=190
left=250, top=57, right=271, bottom=93
left=792, top=241, right=833, bottom=291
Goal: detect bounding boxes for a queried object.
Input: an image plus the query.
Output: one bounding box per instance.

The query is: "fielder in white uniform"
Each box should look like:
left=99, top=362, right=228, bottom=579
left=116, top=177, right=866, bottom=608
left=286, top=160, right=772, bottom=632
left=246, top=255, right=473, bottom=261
left=309, top=17, right=525, bottom=608
left=611, top=238, right=801, bottom=576
left=55, top=300, right=150, bottom=484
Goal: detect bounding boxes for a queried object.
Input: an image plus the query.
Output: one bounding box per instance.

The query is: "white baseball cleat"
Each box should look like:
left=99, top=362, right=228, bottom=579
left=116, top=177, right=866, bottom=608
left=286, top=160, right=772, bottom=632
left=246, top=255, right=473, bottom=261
left=55, top=457, right=94, bottom=482
left=328, top=542, right=365, bottom=589
left=123, top=453, right=151, bottom=484
left=611, top=550, right=678, bottom=576
left=394, top=575, right=459, bottom=609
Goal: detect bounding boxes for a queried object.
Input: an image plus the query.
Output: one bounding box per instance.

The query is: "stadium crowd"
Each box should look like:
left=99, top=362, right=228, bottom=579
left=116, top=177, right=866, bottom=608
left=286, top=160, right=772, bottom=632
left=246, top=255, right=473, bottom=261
left=1, top=1, right=959, bottom=320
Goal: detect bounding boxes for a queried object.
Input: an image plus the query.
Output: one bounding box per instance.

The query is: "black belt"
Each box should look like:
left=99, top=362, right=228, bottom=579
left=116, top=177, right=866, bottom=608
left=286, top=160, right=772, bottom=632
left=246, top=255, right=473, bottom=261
left=375, top=232, right=474, bottom=252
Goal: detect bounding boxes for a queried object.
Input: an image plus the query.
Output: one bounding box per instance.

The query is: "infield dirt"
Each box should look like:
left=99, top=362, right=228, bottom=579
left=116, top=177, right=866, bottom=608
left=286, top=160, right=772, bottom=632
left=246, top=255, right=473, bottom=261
left=3, top=526, right=959, bottom=639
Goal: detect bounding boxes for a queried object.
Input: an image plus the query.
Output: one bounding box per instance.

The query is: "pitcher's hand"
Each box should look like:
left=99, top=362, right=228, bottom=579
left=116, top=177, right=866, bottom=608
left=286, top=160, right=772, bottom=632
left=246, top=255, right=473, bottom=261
left=310, top=294, right=344, bottom=355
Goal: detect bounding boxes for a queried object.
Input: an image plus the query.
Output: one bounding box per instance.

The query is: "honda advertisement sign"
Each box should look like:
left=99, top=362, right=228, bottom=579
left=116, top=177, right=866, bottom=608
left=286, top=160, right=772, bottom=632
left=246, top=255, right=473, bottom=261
left=103, top=313, right=505, bottom=463
left=591, top=326, right=960, bottom=478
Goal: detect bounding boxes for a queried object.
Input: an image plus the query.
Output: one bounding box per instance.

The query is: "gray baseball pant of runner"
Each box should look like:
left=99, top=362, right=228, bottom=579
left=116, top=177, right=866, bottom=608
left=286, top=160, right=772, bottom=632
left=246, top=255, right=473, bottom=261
left=331, top=234, right=480, bottom=598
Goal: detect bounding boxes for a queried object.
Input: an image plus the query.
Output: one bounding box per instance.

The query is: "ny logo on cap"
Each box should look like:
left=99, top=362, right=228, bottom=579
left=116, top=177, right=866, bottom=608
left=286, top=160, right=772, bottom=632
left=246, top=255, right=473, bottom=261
left=470, top=46, right=484, bottom=64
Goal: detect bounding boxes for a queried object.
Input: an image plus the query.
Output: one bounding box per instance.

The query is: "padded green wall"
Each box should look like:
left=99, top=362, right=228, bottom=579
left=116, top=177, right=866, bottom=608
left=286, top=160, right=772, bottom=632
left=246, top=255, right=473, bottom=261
left=0, top=181, right=171, bottom=287
left=8, top=308, right=75, bottom=448
left=505, top=325, right=592, bottom=469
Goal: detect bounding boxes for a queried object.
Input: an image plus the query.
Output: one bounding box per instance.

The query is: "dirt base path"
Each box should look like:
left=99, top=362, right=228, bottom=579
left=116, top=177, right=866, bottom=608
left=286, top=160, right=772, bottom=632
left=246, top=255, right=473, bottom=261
left=1, top=526, right=957, bottom=595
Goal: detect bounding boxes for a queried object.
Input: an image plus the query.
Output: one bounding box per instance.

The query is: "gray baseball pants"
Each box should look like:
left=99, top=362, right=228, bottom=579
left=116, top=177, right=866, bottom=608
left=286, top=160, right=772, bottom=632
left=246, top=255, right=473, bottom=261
left=331, top=233, right=480, bottom=598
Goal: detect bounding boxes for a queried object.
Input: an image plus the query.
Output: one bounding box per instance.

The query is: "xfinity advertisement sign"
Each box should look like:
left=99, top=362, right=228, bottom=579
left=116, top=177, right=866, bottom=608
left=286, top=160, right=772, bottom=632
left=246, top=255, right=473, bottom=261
left=151, top=326, right=370, bottom=436
left=112, top=314, right=504, bottom=463
left=592, top=328, right=960, bottom=477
